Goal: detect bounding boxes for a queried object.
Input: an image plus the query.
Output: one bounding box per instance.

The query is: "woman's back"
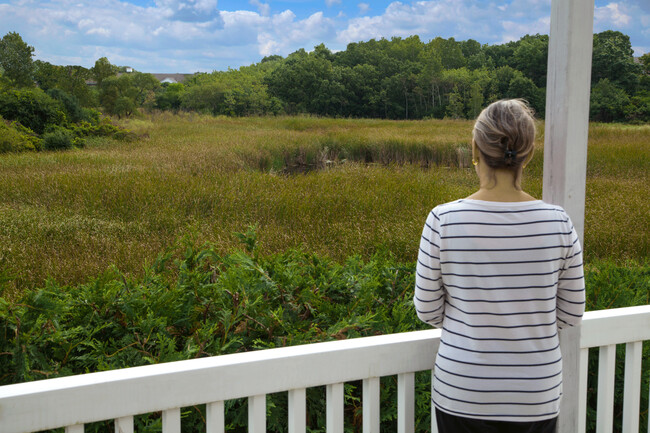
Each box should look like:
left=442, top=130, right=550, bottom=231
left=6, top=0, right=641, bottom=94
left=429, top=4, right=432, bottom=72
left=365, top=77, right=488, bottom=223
left=415, top=198, right=584, bottom=421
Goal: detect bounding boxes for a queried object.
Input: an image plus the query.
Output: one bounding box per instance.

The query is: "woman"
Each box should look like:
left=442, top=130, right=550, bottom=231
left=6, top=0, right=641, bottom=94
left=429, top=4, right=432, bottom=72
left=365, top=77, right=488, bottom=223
left=414, top=99, right=585, bottom=433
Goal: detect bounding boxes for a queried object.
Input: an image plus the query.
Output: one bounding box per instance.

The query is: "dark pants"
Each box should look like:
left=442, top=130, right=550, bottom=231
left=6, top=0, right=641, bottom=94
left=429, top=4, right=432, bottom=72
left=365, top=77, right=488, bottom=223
left=435, top=409, right=558, bottom=433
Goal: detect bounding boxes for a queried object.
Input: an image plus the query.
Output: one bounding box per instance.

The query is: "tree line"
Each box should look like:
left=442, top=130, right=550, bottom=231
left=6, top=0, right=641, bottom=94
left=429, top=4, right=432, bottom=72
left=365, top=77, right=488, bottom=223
left=1, top=30, right=648, bottom=147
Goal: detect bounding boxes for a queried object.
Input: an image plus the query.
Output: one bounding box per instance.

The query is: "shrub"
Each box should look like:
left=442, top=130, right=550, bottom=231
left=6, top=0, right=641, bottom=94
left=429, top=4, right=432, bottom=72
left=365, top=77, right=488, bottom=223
left=0, top=116, right=40, bottom=152
left=0, top=232, right=647, bottom=433
left=0, top=122, right=35, bottom=153
left=0, top=87, right=65, bottom=134
left=42, top=128, right=74, bottom=150
left=46, top=88, right=85, bottom=123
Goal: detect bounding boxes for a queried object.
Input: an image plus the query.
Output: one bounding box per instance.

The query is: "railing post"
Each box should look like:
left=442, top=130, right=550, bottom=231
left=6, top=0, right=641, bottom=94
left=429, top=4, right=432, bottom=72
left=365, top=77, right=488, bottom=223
left=558, top=326, right=582, bottom=433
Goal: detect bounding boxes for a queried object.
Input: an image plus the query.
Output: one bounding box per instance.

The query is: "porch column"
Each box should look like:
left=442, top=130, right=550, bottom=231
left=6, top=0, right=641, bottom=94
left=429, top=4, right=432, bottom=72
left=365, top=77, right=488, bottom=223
left=543, top=1, right=594, bottom=433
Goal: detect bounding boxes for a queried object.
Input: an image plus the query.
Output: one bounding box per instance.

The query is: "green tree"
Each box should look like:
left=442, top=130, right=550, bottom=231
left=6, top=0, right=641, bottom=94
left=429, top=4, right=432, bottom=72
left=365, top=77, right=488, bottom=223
left=57, top=65, right=95, bottom=107
left=592, top=30, right=640, bottom=93
left=91, top=57, right=118, bottom=86
left=428, top=37, right=465, bottom=70
left=0, top=32, right=35, bottom=87
left=33, top=60, right=64, bottom=91
left=590, top=78, right=630, bottom=122
left=446, top=86, right=464, bottom=118
left=511, top=34, right=548, bottom=88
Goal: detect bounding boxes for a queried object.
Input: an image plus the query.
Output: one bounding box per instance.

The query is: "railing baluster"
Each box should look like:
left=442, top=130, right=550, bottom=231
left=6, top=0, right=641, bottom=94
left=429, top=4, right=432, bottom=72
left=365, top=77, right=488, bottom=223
left=288, top=388, right=306, bottom=433
left=363, top=377, right=380, bottom=433
left=65, top=425, right=84, bottom=433
left=431, top=369, right=438, bottom=433
left=248, top=394, right=266, bottom=433
left=398, top=372, right=414, bottom=433
left=115, top=416, right=133, bottom=433
left=596, top=344, right=616, bottom=433
left=207, top=401, right=225, bottom=433
left=162, top=408, right=181, bottom=433
left=326, top=382, right=344, bottom=433
left=578, top=348, right=589, bottom=433
left=623, top=341, right=643, bottom=433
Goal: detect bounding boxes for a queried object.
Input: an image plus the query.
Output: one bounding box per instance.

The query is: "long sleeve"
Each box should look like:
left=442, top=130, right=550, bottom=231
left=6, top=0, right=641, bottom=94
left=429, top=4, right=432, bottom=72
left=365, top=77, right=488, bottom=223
left=414, top=208, right=445, bottom=327
left=556, top=219, right=586, bottom=329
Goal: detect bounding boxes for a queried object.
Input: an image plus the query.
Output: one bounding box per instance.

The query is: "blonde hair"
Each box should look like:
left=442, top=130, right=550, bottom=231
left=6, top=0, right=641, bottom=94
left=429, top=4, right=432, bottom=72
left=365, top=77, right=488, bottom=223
left=472, top=99, right=536, bottom=190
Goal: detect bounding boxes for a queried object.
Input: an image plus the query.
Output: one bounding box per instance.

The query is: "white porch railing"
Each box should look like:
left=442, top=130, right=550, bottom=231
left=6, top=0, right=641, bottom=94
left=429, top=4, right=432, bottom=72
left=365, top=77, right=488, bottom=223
left=1, top=305, right=649, bottom=433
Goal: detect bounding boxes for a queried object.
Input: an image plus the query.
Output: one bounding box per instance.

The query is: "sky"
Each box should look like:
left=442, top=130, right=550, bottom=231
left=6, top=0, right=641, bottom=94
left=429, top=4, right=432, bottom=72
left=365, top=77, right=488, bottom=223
left=0, top=0, right=648, bottom=73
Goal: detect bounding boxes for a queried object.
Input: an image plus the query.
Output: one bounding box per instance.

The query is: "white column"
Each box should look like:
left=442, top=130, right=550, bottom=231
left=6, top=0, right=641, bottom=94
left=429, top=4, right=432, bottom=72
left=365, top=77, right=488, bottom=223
left=544, top=2, right=594, bottom=433
left=543, top=0, right=594, bottom=243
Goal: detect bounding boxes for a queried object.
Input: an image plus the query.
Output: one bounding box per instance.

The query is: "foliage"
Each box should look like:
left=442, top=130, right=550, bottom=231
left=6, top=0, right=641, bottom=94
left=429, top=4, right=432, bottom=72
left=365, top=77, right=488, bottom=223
left=41, top=128, right=75, bottom=150
left=4, top=30, right=649, bottom=123
left=583, top=261, right=650, bottom=433
left=592, top=30, right=641, bottom=93
left=0, top=32, right=35, bottom=87
left=99, top=72, right=159, bottom=117
left=0, top=233, right=647, bottom=432
left=590, top=79, right=630, bottom=122
left=0, top=86, right=65, bottom=134
left=91, top=57, right=118, bottom=86
left=0, top=116, right=40, bottom=153
left=0, top=233, right=430, bottom=432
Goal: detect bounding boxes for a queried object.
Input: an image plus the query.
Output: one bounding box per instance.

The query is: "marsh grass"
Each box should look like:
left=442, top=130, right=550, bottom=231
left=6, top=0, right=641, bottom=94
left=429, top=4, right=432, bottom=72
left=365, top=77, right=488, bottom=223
left=0, top=115, right=647, bottom=295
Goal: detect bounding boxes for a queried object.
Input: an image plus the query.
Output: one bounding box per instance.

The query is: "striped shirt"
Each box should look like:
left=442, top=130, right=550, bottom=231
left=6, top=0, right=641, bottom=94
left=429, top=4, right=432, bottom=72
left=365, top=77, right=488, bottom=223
left=414, top=199, right=585, bottom=422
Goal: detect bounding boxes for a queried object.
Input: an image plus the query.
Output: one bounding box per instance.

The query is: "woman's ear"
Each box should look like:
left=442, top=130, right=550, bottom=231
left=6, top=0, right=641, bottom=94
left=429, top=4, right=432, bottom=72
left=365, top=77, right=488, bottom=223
left=472, top=139, right=480, bottom=166
left=523, top=148, right=535, bottom=167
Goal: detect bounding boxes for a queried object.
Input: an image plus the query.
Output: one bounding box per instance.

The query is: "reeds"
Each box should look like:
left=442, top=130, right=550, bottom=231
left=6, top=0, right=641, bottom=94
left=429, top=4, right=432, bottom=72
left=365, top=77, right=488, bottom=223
left=0, top=116, right=647, bottom=295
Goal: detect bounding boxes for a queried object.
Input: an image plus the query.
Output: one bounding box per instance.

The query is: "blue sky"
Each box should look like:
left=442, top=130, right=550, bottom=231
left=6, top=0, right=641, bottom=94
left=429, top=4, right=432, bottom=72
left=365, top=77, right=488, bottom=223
left=0, top=0, right=648, bottom=73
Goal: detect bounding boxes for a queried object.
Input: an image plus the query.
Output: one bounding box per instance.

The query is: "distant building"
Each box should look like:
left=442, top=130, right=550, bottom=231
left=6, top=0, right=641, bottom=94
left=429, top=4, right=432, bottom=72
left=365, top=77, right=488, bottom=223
left=150, top=73, right=195, bottom=84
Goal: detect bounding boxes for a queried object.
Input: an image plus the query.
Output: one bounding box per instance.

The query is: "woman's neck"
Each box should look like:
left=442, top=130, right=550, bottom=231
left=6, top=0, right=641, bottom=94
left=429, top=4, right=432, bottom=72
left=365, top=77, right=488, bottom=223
left=467, top=165, right=537, bottom=202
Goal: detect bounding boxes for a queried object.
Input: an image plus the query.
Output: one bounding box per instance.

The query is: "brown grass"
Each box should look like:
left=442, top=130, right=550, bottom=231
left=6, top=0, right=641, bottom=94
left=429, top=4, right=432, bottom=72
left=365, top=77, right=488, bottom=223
left=0, top=115, right=647, bottom=296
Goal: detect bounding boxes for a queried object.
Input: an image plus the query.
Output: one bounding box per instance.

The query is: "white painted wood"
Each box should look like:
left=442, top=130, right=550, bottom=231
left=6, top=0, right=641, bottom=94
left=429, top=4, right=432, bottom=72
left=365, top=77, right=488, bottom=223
left=206, top=401, right=225, bottom=433
left=431, top=369, right=438, bottom=433
left=578, top=348, right=589, bottom=433
left=558, top=326, right=581, bottom=433
left=326, top=383, right=344, bottom=433
left=580, top=305, right=650, bottom=348
left=2, top=307, right=650, bottom=433
left=0, top=329, right=440, bottom=433
left=543, top=0, right=594, bottom=243
left=115, top=416, right=133, bottom=433
left=248, top=394, right=266, bottom=433
left=363, top=377, right=380, bottom=433
left=162, top=408, right=181, bottom=433
left=288, top=388, right=306, bottom=433
left=622, top=341, right=643, bottom=433
left=397, top=373, right=414, bottom=433
left=596, top=345, right=616, bottom=433
left=65, top=425, right=84, bottom=433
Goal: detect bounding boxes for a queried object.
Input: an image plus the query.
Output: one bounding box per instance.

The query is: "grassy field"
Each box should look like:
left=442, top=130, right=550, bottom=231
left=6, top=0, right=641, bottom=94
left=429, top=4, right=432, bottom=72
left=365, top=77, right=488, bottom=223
left=0, top=114, right=648, bottom=296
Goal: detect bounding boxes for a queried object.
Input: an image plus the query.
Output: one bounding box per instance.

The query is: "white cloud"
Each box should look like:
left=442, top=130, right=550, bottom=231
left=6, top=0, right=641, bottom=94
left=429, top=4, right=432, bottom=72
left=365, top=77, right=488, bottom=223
left=1, top=0, right=648, bottom=71
left=594, top=3, right=631, bottom=27
left=249, top=0, right=270, bottom=17
left=500, top=16, right=551, bottom=43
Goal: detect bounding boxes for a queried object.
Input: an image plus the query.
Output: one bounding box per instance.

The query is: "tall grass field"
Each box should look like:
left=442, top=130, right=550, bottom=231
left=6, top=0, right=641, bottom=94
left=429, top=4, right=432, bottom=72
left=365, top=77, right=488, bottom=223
left=0, top=115, right=648, bottom=432
left=0, top=114, right=647, bottom=295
